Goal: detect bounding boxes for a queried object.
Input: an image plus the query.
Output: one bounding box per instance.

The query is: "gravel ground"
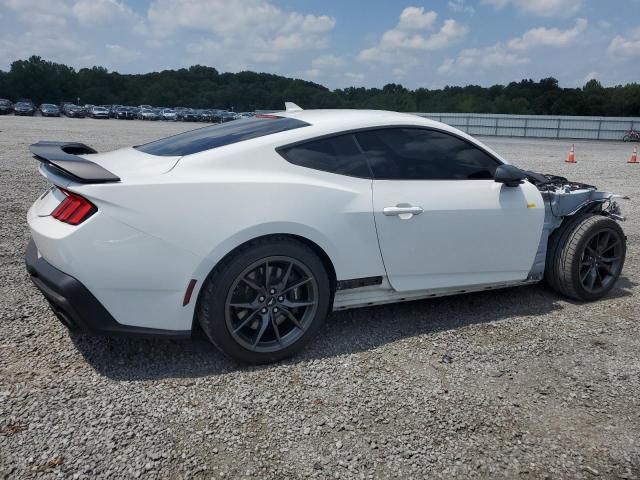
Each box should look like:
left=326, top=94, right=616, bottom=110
left=1, top=116, right=639, bottom=479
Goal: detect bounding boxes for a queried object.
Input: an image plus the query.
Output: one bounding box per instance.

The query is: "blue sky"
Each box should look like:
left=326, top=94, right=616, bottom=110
left=1, top=0, right=638, bottom=89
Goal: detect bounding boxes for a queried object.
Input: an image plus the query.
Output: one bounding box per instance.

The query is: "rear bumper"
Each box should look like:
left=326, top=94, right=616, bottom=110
left=25, top=239, right=190, bottom=339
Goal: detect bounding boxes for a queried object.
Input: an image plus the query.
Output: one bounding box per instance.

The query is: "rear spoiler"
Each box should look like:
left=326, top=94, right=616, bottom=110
left=30, top=141, right=120, bottom=183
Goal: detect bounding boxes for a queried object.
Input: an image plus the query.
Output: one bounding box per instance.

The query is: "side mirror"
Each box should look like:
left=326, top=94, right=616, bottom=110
left=494, top=164, right=526, bottom=187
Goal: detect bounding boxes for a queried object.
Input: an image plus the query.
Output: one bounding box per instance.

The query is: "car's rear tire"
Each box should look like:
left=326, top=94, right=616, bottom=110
left=545, top=214, right=626, bottom=301
left=196, top=236, right=332, bottom=364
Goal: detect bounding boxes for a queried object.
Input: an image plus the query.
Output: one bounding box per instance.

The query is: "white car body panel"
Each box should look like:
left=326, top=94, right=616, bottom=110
left=27, top=109, right=547, bottom=333
left=373, top=179, right=545, bottom=291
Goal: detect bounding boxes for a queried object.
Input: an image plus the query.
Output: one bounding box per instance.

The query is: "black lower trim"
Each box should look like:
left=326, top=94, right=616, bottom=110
left=25, top=239, right=190, bottom=339
left=336, top=276, right=383, bottom=291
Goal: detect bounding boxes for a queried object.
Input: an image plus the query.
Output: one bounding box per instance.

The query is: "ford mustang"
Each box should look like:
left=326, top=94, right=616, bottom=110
left=25, top=104, right=627, bottom=363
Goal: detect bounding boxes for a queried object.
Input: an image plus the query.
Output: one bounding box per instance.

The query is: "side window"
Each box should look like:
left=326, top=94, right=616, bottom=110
left=354, top=128, right=501, bottom=180
left=279, top=134, right=371, bottom=178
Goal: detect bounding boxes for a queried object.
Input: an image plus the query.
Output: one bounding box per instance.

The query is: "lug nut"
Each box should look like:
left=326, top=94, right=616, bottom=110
left=273, top=307, right=279, bottom=313
left=269, top=288, right=276, bottom=294
left=278, top=296, right=284, bottom=302
left=259, top=296, right=265, bottom=302
left=261, top=307, right=267, bottom=313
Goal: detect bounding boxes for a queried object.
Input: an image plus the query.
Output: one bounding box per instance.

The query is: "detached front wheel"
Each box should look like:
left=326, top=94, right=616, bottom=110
left=545, top=215, right=626, bottom=301
left=197, top=237, right=331, bottom=364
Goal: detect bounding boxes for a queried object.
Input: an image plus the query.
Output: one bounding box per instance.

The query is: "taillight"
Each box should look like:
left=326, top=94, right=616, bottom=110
left=51, top=189, right=96, bottom=225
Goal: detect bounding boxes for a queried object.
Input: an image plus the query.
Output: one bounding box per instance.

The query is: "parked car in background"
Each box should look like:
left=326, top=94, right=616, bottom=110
left=40, top=104, right=61, bottom=117
left=175, top=107, right=188, bottom=121
left=220, top=111, right=237, bottom=123
left=60, top=102, right=74, bottom=114
left=65, top=105, right=86, bottom=118
left=0, top=98, right=13, bottom=115
left=14, top=100, right=36, bottom=116
left=182, top=109, right=199, bottom=122
left=114, top=106, right=131, bottom=119
left=89, top=106, right=110, bottom=119
left=161, top=108, right=177, bottom=121
left=209, top=110, right=223, bottom=123
left=138, top=108, right=159, bottom=120
left=198, top=109, right=213, bottom=122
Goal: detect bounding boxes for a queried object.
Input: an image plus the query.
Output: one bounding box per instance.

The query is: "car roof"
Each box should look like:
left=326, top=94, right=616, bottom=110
left=278, top=109, right=449, bottom=133
left=275, top=109, right=508, bottom=164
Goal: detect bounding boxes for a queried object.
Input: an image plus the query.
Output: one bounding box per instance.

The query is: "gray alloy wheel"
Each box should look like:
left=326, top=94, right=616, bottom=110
left=545, top=214, right=626, bottom=301
left=196, top=235, right=331, bottom=364
left=578, top=228, right=624, bottom=295
left=224, top=256, right=319, bottom=353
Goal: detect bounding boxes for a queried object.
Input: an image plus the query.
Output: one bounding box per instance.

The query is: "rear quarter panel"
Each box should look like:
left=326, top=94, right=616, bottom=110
left=75, top=135, right=385, bottom=328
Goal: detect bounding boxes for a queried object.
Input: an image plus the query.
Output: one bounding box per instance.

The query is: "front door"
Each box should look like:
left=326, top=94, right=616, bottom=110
left=355, top=127, right=544, bottom=292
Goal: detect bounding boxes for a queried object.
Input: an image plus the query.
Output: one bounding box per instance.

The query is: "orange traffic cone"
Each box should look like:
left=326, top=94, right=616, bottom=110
left=629, top=146, right=638, bottom=164
left=565, top=144, right=576, bottom=163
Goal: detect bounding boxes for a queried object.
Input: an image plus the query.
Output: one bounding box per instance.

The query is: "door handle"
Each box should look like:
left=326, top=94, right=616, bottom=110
left=383, top=205, right=424, bottom=217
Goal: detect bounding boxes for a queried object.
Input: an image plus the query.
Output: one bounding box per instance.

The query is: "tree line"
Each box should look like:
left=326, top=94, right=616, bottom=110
left=1, top=56, right=639, bottom=116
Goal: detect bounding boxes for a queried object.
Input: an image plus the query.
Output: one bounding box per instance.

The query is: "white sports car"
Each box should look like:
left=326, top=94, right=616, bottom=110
left=26, top=104, right=627, bottom=363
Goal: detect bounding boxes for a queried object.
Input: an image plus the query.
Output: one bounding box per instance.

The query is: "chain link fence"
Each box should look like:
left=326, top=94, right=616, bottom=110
left=414, top=113, right=639, bottom=141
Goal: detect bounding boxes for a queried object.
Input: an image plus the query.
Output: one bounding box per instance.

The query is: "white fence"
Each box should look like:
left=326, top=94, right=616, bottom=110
left=414, top=113, right=639, bottom=141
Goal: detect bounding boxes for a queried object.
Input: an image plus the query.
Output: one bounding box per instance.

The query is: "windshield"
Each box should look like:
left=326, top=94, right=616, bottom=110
left=135, top=116, right=310, bottom=157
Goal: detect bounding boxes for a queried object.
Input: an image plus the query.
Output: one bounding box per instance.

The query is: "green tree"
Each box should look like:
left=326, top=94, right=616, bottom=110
left=0, top=56, right=637, bottom=116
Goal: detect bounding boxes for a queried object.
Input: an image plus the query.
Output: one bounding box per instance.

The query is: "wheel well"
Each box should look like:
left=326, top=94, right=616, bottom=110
left=208, top=233, right=337, bottom=294
left=192, top=233, right=338, bottom=332
left=286, top=234, right=338, bottom=294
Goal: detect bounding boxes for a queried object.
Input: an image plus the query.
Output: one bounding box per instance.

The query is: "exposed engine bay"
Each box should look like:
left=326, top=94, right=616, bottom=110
left=525, top=171, right=626, bottom=221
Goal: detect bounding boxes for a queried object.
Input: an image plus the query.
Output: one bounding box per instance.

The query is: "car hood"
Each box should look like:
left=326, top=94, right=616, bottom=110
left=78, top=147, right=181, bottom=181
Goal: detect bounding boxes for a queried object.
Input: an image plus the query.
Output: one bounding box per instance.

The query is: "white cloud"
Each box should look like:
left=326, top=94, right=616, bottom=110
left=358, top=7, right=467, bottom=64
left=438, top=43, right=529, bottom=74
left=105, top=44, right=142, bottom=64
left=72, top=0, right=138, bottom=25
left=1, top=0, right=71, bottom=27
left=1, top=0, right=139, bottom=26
left=344, top=72, right=365, bottom=84
left=303, top=54, right=360, bottom=87
left=397, top=6, right=437, bottom=30
left=144, top=0, right=335, bottom=69
left=448, top=0, right=475, bottom=15
left=310, top=54, right=347, bottom=70
left=583, top=71, right=599, bottom=83
left=482, top=0, right=583, bottom=17
left=0, top=30, right=83, bottom=69
left=145, top=0, right=333, bottom=41
left=508, top=18, right=587, bottom=51
left=608, top=28, right=640, bottom=59
left=422, top=20, right=468, bottom=50
left=439, top=19, right=586, bottom=75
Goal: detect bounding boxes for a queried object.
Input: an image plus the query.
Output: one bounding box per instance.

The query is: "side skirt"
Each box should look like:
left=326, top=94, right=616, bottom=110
left=332, top=277, right=539, bottom=311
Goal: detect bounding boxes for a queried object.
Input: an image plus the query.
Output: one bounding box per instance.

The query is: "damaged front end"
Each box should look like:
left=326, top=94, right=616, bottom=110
left=525, top=171, right=628, bottom=280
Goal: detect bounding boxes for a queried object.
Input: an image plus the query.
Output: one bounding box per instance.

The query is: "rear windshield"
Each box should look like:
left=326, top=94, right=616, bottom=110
left=135, top=116, right=310, bottom=156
